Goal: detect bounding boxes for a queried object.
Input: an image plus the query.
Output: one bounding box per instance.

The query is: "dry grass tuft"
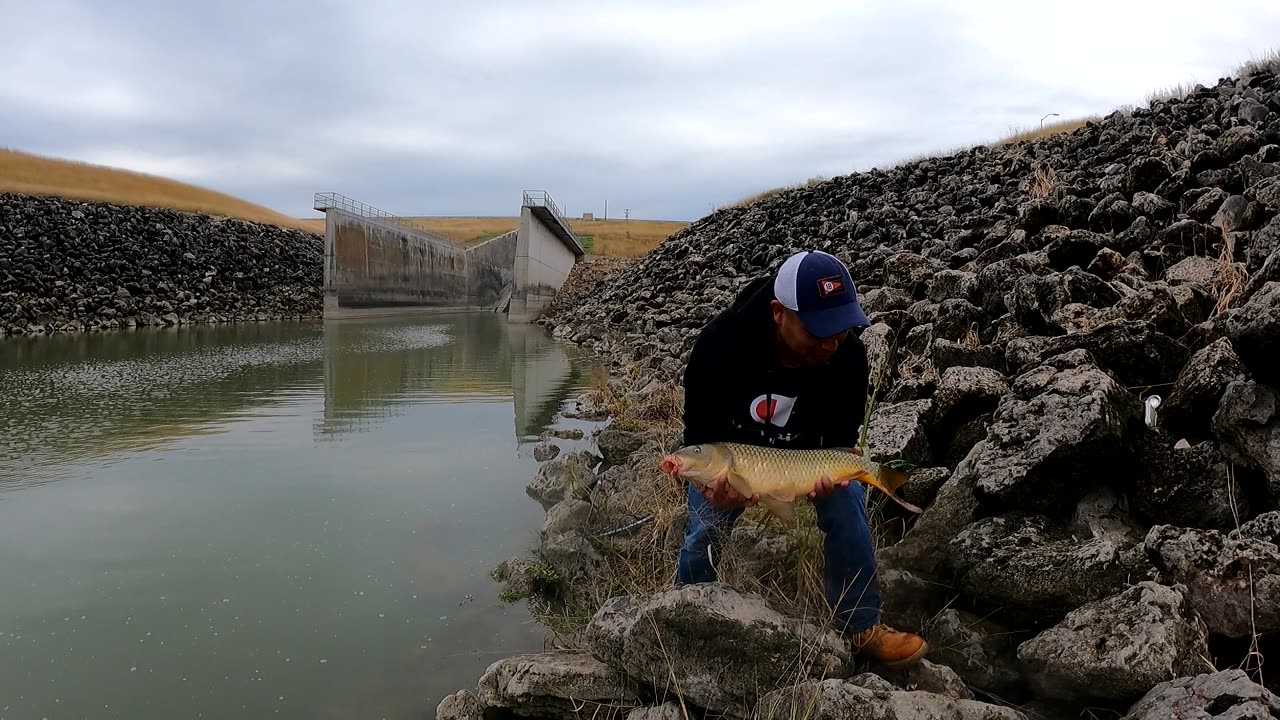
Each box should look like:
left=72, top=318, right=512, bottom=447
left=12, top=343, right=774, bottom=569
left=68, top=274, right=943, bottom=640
left=728, top=176, right=831, bottom=209
left=1211, top=224, right=1248, bottom=316
left=0, top=147, right=322, bottom=233
left=1029, top=163, right=1058, bottom=198
left=998, top=116, right=1099, bottom=145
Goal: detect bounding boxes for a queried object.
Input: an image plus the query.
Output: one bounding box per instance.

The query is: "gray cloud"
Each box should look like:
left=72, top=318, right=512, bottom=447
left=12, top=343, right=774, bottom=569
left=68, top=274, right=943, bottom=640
left=3, top=0, right=1279, bottom=222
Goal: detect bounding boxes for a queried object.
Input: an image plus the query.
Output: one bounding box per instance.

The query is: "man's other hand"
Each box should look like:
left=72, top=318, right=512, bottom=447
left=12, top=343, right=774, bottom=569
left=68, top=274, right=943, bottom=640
left=703, top=474, right=758, bottom=510
left=809, top=474, right=849, bottom=499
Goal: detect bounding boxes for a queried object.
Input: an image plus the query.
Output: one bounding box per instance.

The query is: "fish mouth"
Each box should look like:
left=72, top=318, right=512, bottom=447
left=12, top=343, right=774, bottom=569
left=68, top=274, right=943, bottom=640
left=659, top=456, right=681, bottom=476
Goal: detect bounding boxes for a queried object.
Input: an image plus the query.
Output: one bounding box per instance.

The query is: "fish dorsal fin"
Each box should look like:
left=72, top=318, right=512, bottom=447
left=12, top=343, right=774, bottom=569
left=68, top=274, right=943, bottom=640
left=828, top=446, right=863, bottom=455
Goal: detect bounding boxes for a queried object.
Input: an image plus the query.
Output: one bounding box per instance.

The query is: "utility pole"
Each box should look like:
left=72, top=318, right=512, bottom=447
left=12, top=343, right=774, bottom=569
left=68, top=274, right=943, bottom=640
left=624, top=208, right=630, bottom=220
left=604, top=200, right=608, bottom=220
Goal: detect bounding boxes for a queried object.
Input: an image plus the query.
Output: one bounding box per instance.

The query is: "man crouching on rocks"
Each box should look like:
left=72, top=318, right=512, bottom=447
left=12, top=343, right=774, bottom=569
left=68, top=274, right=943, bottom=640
left=673, top=249, right=927, bottom=669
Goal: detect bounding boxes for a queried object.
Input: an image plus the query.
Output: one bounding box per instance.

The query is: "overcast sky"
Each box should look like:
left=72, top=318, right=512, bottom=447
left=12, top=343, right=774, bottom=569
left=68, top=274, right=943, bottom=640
left=3, top=0, right=1279, bottom=222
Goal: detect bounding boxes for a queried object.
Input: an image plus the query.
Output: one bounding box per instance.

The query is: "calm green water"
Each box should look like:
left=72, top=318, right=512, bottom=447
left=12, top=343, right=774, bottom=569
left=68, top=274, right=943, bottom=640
left=0, top=313, right=603, bottom=720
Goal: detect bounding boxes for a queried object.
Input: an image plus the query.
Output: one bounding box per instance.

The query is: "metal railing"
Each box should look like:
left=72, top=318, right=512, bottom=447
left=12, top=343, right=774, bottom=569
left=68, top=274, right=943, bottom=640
left=313, top=191, right=426, bottom=236
left=522, top=190, right=574, bottom=233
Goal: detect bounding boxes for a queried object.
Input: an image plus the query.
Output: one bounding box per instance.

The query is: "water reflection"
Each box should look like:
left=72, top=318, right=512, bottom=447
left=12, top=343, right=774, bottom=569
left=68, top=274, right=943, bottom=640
left=0, top=313, right=595, bottom=489
left=0, top=313, right=603, bottom=720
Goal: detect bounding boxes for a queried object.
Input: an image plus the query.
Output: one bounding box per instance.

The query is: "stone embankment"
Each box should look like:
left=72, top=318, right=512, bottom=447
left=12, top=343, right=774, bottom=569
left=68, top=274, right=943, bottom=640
left=441, top=68, right=1280, bottom=719
left=0, top=192, right=324, bottom=335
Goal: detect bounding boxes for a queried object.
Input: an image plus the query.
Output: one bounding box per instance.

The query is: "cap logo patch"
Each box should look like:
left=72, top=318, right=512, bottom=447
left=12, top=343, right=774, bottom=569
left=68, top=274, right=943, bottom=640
left=816, top=275, right=845, bottom=298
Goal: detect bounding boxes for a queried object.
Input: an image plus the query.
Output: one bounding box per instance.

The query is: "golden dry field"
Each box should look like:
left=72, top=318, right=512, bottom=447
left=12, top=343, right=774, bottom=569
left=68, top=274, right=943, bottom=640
left=402, top=216, right=688, bottom=257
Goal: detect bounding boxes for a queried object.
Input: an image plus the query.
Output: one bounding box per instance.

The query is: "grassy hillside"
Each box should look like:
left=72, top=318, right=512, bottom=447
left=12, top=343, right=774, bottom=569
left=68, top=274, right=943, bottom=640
left=0, top=148, right=322, bottom=233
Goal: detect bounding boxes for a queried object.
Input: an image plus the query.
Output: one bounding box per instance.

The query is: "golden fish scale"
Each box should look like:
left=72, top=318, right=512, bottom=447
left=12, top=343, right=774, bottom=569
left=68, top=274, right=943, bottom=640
left=720, top=442, right=872, bottom=496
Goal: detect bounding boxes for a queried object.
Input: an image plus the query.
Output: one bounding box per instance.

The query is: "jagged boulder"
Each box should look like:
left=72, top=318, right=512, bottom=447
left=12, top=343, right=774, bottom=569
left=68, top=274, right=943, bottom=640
left=540, top=498, right=593, bottom=538
left=945, top=511, right=1152, bottom=621
left=755, top=678, right=1028, bottom=720
left=625, top=703, right=684, bottom=720
left=865, top=398, right=934, bottom=466
left=927, top=366, right=1009, bottom=446
left=1162, top=337, right=1247, bottom=442
left=1005, top=319, right=1188, bottom=388
left=925, top=609, right=1024, bottom=699
left=526, top=450, right=598, bottom=508
left=584, top=583, right=848, bottom=718
left=1134, top=431, right=1249, bottom=531
left=970, top=349, right=1141, bottom=513
left=1121, top=670, right=1280, bottom=720
left=1144, top=511, right=1280, bottom=638
left=436, top=689, right=485, bottom=720
left=1226, top=281, right=1280, bottom=385
left=1016, top=582, right=1210, bottom=705
left=596, top=427, right=646, bottom=466
left=1213, top=380, right=1280, bottom=502
left=477, top=650, right=641, bottom=718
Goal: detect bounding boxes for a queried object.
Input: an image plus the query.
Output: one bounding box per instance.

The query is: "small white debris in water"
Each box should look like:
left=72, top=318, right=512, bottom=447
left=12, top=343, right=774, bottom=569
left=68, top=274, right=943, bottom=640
left=223, top=599, right=230, bottom=603
left=130, top=667, right=137, bottom=672
left=319, top=659, right=327, bottom=664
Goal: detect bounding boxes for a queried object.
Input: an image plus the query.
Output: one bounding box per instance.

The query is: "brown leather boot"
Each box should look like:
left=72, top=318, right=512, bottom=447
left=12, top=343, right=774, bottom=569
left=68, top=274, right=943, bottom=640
left=849, top=623, right=928, bottom=669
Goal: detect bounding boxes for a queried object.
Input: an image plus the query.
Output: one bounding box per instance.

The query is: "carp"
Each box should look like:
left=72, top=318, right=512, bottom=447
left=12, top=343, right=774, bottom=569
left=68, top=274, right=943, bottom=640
left=659, top=442, right=921, bottom=522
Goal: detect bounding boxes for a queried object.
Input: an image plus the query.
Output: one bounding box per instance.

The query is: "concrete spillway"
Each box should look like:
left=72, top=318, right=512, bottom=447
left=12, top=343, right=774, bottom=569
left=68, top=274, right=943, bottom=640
left=316, top=191, right=583, bottom=323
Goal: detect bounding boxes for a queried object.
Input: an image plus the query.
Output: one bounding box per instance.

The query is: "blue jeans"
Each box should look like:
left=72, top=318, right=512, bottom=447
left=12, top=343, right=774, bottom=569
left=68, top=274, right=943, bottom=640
left=675, top=480, right=881, bottom=633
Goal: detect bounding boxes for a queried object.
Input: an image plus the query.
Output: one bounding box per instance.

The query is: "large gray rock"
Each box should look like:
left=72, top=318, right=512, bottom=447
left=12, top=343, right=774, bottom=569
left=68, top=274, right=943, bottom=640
left=1016, top=581, right=1210, bottom=704
left=1213, top=380, right=1280, bottom=502
left=928, top=366, right=1009, bottom=442
left=926, top=609, right=1024, bottom=699
left=1005, top=268, right=1121, bottom=334
left=970, top=349, right=1141, bottom=513
left=625, top=703, right=684, bottom=720
left=1134, top=432, right=1249, bottom=532
left=1225, top=281, right=1280, bottom=386
left=540, top=498, right=593, bottom=539
left=1144, top=511, right=1280, bottom=638
left=874, top=659, right=974, bottom=700
left=596, top=427, right=646, bottom=466
left=1121, top=670, right=1280, bottom=719
left=476, top=650, right=641, bottom=718
left=436, top=689, right=485, bottom=720
left=946, top=511, right=1152, bottom=619
left=526, top=450, right=598, bottom=509
left=1005, top=319, right=1188, bottom=388
left=862, top=322, right=899, bottom=388
left=1162, top=337, right=1247, bottom=441
left=584, top=583, right=848, bottom=718
left=865, top=398, right=934, bottom=466
left=755, top=679, right=1028, bottom=720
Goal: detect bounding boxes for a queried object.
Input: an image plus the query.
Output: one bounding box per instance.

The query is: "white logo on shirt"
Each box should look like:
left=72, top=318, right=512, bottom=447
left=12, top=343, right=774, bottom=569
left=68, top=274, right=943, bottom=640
left=749, top=394, right=796, bottom=427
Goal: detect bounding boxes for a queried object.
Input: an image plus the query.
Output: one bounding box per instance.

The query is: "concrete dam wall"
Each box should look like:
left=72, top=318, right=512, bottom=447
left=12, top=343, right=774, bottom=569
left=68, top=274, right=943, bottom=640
left=318, top=191, right=582, bottom=321
left=323, top=209, right=468, bottom=310
left=466, top=230, right=517, bottom=308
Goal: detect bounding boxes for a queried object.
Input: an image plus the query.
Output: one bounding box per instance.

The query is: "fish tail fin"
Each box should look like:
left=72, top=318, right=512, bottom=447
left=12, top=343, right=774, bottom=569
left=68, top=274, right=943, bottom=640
left=873, top=464, right=923, bottom=514
left=875, top=464, right=909, bottom=493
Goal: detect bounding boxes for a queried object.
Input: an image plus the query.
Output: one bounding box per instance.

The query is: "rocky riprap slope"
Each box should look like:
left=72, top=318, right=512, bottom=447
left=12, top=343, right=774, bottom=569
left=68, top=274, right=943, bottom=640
left=436, top=69, right=1280, bottom=720
left=0, top=192, right=324, bottom=335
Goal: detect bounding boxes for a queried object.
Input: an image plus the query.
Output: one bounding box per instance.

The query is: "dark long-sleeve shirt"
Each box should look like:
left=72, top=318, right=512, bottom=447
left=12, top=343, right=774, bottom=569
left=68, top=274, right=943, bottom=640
left=681, top=275, right=870, bottom=451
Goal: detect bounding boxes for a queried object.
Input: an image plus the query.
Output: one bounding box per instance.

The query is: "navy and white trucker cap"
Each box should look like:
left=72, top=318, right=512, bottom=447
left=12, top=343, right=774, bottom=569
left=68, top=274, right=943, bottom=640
left=773, top=250, right=870, bottom=337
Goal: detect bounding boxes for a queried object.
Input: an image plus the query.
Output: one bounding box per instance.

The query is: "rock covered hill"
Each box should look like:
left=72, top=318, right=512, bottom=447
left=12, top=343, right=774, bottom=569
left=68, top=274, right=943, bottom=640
left=0, top=192, right=323, bottom=335
left=452, top=68, right=1280, bottom=718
